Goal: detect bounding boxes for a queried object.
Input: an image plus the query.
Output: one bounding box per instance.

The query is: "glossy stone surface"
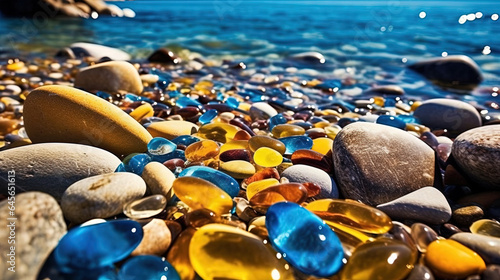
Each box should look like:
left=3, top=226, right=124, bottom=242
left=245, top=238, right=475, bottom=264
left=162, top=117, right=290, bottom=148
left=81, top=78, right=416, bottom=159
left=219, top=140, right=249, bottom=153
left=272, top=124, right=305, bottom=138
left=123, top=195, right=167, bottom=219
left=470, top=219, right=500, bottom=238
left=279, top=135, right=314, bottom=155
left=311, top=137, right=334, bottom=155
left=185, top=208, right=220, bottom=228
left=376, top=115, right=406, bottom=130
left=266, top=202, right=344, bottom=277
left=119, top=255, right=180, bottom=280
left=451, top=232, right=500, bottom=265
left=219, top=149, right=252, bottom=162
left=248, top=135, right=286, bottom=155
left=452, top=205, right=484, bottom=228
left=189, top=224, right=294, bottom=280
left=254, top=147, right=283, bottom=167
left=281, top=164, right=338, bottom=199
left=340, top=238, right=418, bottom=280
left=250, top=183, right=308, bottom=212
left=167, top=228, right=196, bottom=280
left=220, top=160, right=256, bottom=179
left=147, top=137, right=177, bottom=156
left=179, top=166, right=240, bottom=197
left=126, top=153, right=151, bottom=175
left=290, top=149, right=333, bottom=173
left=197, top=123, right=240, bottom=143
left=129, top=103, right=154, bottom=121
left=172, top=176, right=233, bottom=215
left=147, top=121, right=199, bottom=140
left=199, top=109, right=218, bottom=125
left=246, top=178, right=280, bottom=200
left=425, top=239, right=486, bottom=279
left=306, top=199, right=392, bottom=234
left=185, top=140, right=220, bottom=162
left=404, top=264, right=434, bottom=280
left=54, top=220, right=143, bottom=271
left=411, top=223, right=439, bottom=253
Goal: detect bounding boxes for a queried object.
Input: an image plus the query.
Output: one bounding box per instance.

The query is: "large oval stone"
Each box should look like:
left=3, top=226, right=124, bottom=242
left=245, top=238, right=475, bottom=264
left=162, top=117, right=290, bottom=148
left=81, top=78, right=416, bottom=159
left=0, top=192, right=66, bottom=280
left=333, top=122, right=436, bottom=206
left=74, top=61, right=143, bottom=94
left=0, top=143, right=121, bottom=200
left=452, top=125, right=500, bottom=189
left=451, top=232, right=500, bottom=265
left=69, top=42, right=131, bottom=61
left=413, top=98, right=481, bottom=136
left=23, top=85, right=152, bottom=156
left=61, top=172, right=147, bottom=224
left=147, top=121, right=199, bottom=140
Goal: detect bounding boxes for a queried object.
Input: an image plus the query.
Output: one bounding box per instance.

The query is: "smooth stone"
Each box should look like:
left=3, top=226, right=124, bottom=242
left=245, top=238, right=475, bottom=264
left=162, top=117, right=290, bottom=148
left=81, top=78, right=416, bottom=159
left=0, top=143, right=121, bottom=200
left=266, top=202, right=344, bottom=277
left=0, top=192, right=66, bottom=280
left=451, top=232, right=500, bottom=265
left=185, top=140, right=220, bottom=162
left=197, top=123, right=241, bottom=143
left=246, top=178, right=281, bottom=200
left=253, top=147, right=283, bottom=167
left=141, top=162, right=176, bottom=201
left=333, top=122, right=436, bottom=206
left=408, top=55, right=483, bottom=90
left=147, top=120, right=199, bottom=140
left=249, top=102, right=278, bottom=120
left=129, top=103, right=154, bottom=121
left=69, top=42, right=131, bottom=61
left=440, top=223, right=463, bottom=238
left=470, top=219, right=500, bottom=238
left=281, top=164, right=338, bottom=199
left=290, top=52, right=326, bottom=64
left=248, top=135, right=286, bottom=155
left=123, top=194, right=167, bottom=219
left=147, top=137, right=177, bottom=156
left=167, top=228, right=196, bottom=280
left=23, top=85, right=152, bottom=156
left=425, top=239, right=486, bottom=279
left=452, top=205, right=484, bottom=228
left=250, top=183, right=308, bottom=212
left=413, top=98, right=481, bottom=136
left=75, top=61, right=143, bottom=94
left=119, top=255, right=180, bottom=280
left=131, top=219, right=172, bottom=256
left=363, top=85, right=405, bottom=96
left=185, top=208, right=220, bottom=228
left=189, top=224, right=294, bottom=280
left=61, top=172, right=147, bottom=224
left=179, top=166, right=240, bottom=198
left=406, top=264, right=435, bottom=280
left=452, top=125, right=500, bottom=189
left=220, top=160, right=256, bottom=179
left=411, top=223, right=439, bottom=253
left=340, top=238, right=417, bottom=280
left=376, top=186, right=452, bottom=224
left=54, top=220, right=143, bottom=271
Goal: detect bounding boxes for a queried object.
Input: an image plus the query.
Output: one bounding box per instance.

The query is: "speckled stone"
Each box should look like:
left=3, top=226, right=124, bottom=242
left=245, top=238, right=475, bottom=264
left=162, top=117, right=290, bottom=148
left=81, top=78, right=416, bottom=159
left=61, top=172, right=147, bottom=224
left=452, top=125, right=500, bottom=189
left=75, top=61, right=143, bottom=94
left=0, top=192, right=66, bottom=280
left=131, top=219, right=172, bottom=256
left=451, top=232, right=500, bottom=265
left=147, top=121, right=199, bottom=140
left=452, top=205, right=484, bottom=228
left=333, top=122, right=436, bottom=206
left=141, top=162, right=176, bottom=201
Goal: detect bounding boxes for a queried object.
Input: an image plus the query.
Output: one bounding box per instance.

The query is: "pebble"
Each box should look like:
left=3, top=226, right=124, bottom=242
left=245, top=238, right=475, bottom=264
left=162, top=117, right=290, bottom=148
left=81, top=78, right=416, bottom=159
left=148, top=48, right=181, bottom=64
left=75, top=61, right=143, bottom=94
left=167, top=228, right=196, bottom=280
left=249, top=102, right=278, bottom=120
left=411, top=223, right=439, bottom=253
left=249, top=135, right=287, bottom=155
left=376, top=186, right=452, bottom=224
left=131, top=219, right=172, bottom=256
left=197, top=122, right=241, bottom=143
left=470, top=219, right=500, bottom=238
left=406, top=264, right=435, bottom=280
left=413, top=98, right=482, bottom=136
left=129, top=103, right=154, bottom=121
left=452, top=125, right=500, bottom=189
left=250, top=183, right=308, bottom=212
left=0, top=143, right=121, bottom=200
left=185, top=139, right=220, bottom=162
left=291, top=149, right=333, bottom=173
left=147, top=120, right=199, bottom=140
left=147, top=137, right=177, bottom=155
left=279, top=135, right=314, bottom=154
left=141, top=162, right=176, bottom=200
left=246, top=178, right=281, bottom=199
left=266, top=202, right=344, bottom=277
left=69, top=42, right=131, bottom=61
left=451, top=232, right=500, bottom=265
left=281, top=164, right=339, bottom=199
left=60, top=172, right=147, bottom=224
left=452, top=205, right=484, bottom=228
left=189, top=224, right=294, bottom=279
left=253, top=147, right=283, bottom=167
left=220, top=160, right=256, bottom=179
left=333, top=122, right=436, bottom=206
left=311, top=137, right=333, bottom=155
left=123, top=194, right=167, bottom=219
left=0, top=192, right=66, bottom=280
left=425, top=239, right=486, bottom=279
left=119, top=255, right=180, bottom=280
left=23, top=85, right=152, bottom=155
left=179, top=166, right=240, bottom=198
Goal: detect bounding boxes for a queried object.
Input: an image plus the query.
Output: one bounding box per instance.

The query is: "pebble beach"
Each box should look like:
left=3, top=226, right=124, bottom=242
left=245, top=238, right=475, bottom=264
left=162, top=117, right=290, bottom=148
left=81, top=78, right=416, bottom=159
left=0, top=1, right=500, bottom=280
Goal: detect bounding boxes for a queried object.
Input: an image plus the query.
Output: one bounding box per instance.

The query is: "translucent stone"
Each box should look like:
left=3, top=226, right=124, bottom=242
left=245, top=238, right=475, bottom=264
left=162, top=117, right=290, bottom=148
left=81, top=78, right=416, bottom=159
left=290, top=149, right=333, bottom=173
left=219, top=139, right=249, bottom=153
left=185, top=140, right=220, bottom=162
left=249, top=183, right=308, bottom=212
left=219, top=149, right=251, bottom=162
left=147, top=137, right=177, bottom=156
left=266, top=202, right=344, bottom=277
left=167, top=228, right=196, bottom=280
left=390, top=223, right=418, bottom=252
left=272, top=124, right=306, bottom=138
left=172, top=176, right=233, bottom=215
left=197, top=123, right=241, bottom=143
left=189, top=224, right=294, bottom=280
left=246, top=178, right=280, bottom=200
left=340, top=238, right=418, bottom=280
left=219, top=160, right=256, bottom=179
left=225, top=96, right=239, bottom=109
left=123, top=195, right=167, bottom=219
left=171, top=135, right=200, bottom=146
left=269, top=113, right=287, bottom=130
left=199, top=109, right=218, bottom=125
left=244, top=167, right=280, bottom=185
left=54, top=220, right=143, bottom=271
left=185, top=208, right=220, bottom=228
left=254, top=147, right=283, bottom=167
left=176, top=96, right=202, bottom=108
left=324, top=125, right=341, bottom=140
left=179, top=166, right=240, bottom=197
left=126, top=153, right=151, bottom=175
left=119, top=255, right=180, bottom=280
left=470, top=219, right=500, bottom=238
left=411, top=223, right=439, bottom=253
left=279, top=135, right=313, bottom=155
left=249, top=136, right=286, bottom=155
left=376, top=115, right=406, bottom=129
left=306, top=199, right=392, bottom=234
left=150, top=149, right=186, bottom=163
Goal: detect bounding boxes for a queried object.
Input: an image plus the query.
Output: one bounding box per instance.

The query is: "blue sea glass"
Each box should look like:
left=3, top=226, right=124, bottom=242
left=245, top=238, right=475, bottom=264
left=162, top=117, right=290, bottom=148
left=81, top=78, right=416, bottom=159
left=54, top=220, right=143, bottom=272
left=148, top=137, right=177, bottom=156
left=171, top=135, right=200, bottom=146
left=126, top=153, right=151, bottom=175
left=279, top=135, right=313, bottom=155
left=179, top=166, right=240, bottom=197
left=266, top=202, right=344, bottom=277
left=118, top=255, right=180, bottom=280
left=269, top=113, right=287, bottom=130
left=150, top=149, right=186, bottom=163
left=376, top=115, right=407, bottom=130
left=176, top=96, right=202, bottom=108
left=38, top=252, right=118, bottom=280
left=225, top=96, right=239, bottom=109
left=115, top=163, right=127, bottom=173
left=199, top=109, right=218, bottom=125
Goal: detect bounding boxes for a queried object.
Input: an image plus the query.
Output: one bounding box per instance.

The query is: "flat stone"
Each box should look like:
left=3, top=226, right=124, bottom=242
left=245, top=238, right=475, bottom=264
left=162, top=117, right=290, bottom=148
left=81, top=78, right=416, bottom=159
left=61, top=172, right=146, bottom=224
left=452, top=125, right=500, bottom=189
left=408, top=55, right=483, bottom=90
left=0, top=192, right=66, bottom=280
left=249, top=102, right=278, bottom=121
left=131, top=219, right=172, bottom=256
left=141, top=162, right=176, bottom=201
left=147, top=120, right=199, bottom=140
left=68, top=42, right=131, bottom=61
left=377, top=186, right=452, bottom=224
left=451, top=232, right=500, bottom=265
left=414, top=98, right=481, bottom=136
left=333, top=122, right=436, bottom=206
left=75, top=61, right=143, bottom=94
left=0, top=143, right=121, bottom=200
left=281, top=164, right=338, bottom=199
left=23, top=85, right=152, bottom=156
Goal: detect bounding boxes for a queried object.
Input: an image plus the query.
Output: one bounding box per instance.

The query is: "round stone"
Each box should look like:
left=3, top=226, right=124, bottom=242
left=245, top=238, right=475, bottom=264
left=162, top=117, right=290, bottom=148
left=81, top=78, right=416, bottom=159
left=75, top=61, right=143, bottom=94
left=281, top=164, right=338, bottom=199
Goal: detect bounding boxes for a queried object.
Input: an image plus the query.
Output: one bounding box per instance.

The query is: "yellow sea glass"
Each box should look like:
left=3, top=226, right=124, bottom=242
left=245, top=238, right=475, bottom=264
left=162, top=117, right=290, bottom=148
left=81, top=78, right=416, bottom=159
left=271, top=124, right=305, bottom=138
left=167, top=227, right=196, bottom=280
left=197, top=123, right=241, bottom=143
left=253, top=147, right=283, bottom=167
left=185, top=140, right=220, bottom=162
left=246, top=178, right=280, bottom=200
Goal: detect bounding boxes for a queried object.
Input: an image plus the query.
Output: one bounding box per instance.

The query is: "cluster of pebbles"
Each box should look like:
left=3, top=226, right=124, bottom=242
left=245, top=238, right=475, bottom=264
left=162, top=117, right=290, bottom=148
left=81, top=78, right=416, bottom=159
left=0, top=42, right=499, bottom=280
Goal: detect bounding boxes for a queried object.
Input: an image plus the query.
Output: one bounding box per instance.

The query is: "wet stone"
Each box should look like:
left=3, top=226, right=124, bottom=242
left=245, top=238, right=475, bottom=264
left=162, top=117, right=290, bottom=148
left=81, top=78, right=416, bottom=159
left=451, top=232, right=500, bottom=265
left=279, top=135, right=314, bottom=155
left=179, top=166, right=240, bottom=198
left=185, top=208, right=220, bottom=228
left=253, top=147, right=283, bottom=167
left=147, top=137, right=177, bottom=156
left=411, top=223, right=439, bottom=253
left=119, top=255, right=180, bottom=280
left=281, top=164, right=338, bottom=199
left=272, top=124, right=305, bottom=138
left=123, top=194, right=167, bottom=219
left=185, top=139, right=220, bottom=162
left=250, top=183, right=308, bottom=213
left=406, top=264, right=435, bottom=280
left=246, top=178, right=281, bottom=199
left=249, top=135, right=287, bottom=155
left=470, top=219, right=500, bottom=238
left=291, top=149, right=333, bottom=174
left=197, top=122, right=240, bottom=143
left=219, top=149, right=252, bottom=162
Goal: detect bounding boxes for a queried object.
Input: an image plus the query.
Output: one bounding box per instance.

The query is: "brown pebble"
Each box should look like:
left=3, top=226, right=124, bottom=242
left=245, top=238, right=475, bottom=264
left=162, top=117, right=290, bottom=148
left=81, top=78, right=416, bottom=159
left=131, top=219, right=172, bottom=256
left=452, top=205, right=484, bottom=228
